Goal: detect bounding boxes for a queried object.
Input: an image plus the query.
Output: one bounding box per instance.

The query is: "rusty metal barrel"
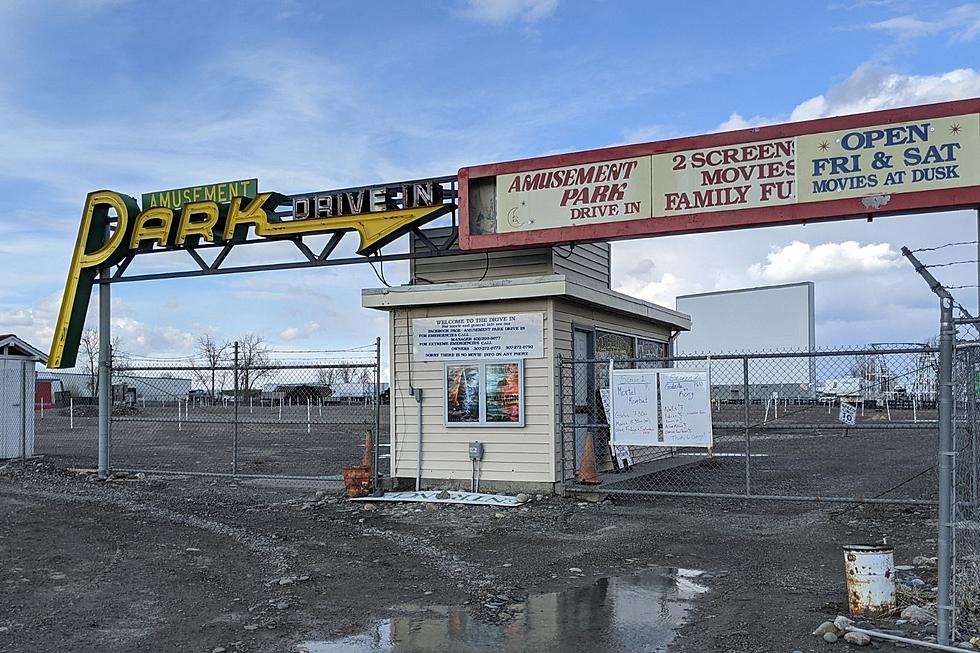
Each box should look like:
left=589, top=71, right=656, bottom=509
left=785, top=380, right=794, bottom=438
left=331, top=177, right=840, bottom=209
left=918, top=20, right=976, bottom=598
left=843, top=544, right=895, bottom=617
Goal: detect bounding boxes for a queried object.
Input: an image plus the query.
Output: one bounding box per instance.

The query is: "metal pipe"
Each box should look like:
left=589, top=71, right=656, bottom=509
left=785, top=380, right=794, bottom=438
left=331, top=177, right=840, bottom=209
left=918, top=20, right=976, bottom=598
left=415, top=388, right=423, bottom=491
left=846, top=626, right=965, bottom=652
left=569, top=487, right=936, bottom=505
left=743, top=356, right=751, bottom=496
left=233, top=341, right=239, bottom=476
left=98, top=267, right=111, bottom=480
left=937, top=297, right=955, bottom=645
left=373, top=336, right=382, bottom=491
left=20, top=361, right=27, bottom=464
left=558, top=355, right=566, bottom=497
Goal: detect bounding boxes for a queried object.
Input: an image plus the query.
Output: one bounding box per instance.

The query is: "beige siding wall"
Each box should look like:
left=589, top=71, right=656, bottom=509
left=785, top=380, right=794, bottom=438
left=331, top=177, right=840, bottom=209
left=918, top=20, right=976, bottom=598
left=411, top=248, right=555, bottom=284
left=551, top=299, right=674, bottom=471
left=410, top=230, right=610, bottom=289
left=390, top=299, right=555, bottom=484
left=551, top=242, right=610, bottom=291
left=551, top=299, right=672, bottom=359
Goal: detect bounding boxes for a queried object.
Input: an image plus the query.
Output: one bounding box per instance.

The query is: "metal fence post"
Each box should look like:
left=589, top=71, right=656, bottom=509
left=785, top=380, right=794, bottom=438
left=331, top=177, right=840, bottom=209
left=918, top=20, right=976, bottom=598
left=233, top=341, right=239, bottom=476
left=98, top=266, right=111, bottom=480
left=937, top=297, right=955, bottom=645
left=20, top=360, right=27, bottom=464
left=743, top=355, right=751, bottom=496
left=558, top=355, right=566, bottom=496
left=373, top=336, right=381, bottom=491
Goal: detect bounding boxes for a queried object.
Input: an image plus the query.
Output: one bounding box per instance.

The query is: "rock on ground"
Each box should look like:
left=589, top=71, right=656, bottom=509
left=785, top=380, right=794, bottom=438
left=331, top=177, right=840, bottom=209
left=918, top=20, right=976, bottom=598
left=844, top=631, right=871, bottom=646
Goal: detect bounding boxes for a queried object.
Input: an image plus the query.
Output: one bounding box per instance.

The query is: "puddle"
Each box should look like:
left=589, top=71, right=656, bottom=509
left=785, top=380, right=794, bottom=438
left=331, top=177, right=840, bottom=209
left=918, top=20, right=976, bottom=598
left=298, top=567, right=707, bottom=653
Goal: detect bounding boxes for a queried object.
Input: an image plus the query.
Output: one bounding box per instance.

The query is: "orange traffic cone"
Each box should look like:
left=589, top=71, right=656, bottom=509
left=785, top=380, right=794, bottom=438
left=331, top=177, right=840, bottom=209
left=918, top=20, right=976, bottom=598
left=361, top=430, right=375, bottom=474
left=576, top=432, right=601, bottom=485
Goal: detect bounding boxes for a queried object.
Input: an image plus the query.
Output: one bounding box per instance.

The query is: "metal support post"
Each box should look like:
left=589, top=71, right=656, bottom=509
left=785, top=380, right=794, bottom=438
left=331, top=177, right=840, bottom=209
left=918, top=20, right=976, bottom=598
left=558, top=355, right=566, bottom=496
left=20, top=361, right=27, bottom=464
left=98, top=268, right=111, bottom=480
left=373, top=336, right=381, bottom=491
left=937, top=297, right=955, bottom=645
left=743, top=356, right=751, bottom=496
left=233, top=341, right=239, bottom=476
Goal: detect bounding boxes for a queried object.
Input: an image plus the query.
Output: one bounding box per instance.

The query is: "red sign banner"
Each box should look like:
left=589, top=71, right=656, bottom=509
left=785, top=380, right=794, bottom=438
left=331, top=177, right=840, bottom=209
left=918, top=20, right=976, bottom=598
left=458, top=99, right=980, bottom=250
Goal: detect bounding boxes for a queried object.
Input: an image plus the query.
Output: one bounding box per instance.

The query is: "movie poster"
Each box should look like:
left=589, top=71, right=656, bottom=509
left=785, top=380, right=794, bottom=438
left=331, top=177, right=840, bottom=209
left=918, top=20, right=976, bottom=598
left=446, top=364, right=480, bottom=423
left=485, top=362, right=522, bottom=424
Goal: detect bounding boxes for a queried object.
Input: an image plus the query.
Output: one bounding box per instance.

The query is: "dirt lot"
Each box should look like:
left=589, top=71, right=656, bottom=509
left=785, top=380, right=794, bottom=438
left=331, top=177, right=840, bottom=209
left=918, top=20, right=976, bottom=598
left=0, top=459, right=952, bottom=652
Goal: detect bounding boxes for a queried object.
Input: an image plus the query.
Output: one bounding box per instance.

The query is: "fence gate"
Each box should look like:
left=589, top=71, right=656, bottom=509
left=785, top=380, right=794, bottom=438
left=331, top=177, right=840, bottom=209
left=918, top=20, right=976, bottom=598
left=559, top=347, right=939, bottom=505
left=953, top=325, right=980, bottom=637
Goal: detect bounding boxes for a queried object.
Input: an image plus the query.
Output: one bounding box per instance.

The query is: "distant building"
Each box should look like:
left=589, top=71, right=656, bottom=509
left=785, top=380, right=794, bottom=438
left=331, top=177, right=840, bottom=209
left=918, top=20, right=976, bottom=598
left=675, top=282, right=816, bottom=400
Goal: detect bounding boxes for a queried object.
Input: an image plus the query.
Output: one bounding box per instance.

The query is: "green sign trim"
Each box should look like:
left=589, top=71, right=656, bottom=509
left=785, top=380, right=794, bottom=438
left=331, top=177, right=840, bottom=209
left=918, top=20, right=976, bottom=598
left=141, top=179, right=258, bottom=210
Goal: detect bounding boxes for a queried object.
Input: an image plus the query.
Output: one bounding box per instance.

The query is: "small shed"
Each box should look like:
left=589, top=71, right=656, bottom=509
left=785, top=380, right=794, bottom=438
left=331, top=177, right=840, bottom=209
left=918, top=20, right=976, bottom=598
left=1, top=334, right=48, bottom=459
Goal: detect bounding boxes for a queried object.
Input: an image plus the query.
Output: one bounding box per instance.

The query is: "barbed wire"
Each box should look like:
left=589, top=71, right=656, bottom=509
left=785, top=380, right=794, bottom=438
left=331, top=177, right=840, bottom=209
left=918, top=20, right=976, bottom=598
left=910, top=240, right=978, bottom=253
left=924, top=259, right=980, bottom=269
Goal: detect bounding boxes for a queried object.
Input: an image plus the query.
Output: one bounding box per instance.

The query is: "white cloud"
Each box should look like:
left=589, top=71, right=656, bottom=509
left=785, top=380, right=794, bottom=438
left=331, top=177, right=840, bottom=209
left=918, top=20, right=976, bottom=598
left=712, top=64, right=980, bottom=131
left=716, top=113, right=771, bottom=132
left=616, top=272, right=690, bottom=308
left=788, top=64, right=980, bottom=121
left=279, top=321, right=321, bottom=341
left=864, top=4, right=980, bottom=41
left=458, top=0, right=558, bottom=24
left=748, top=241, right=902, bottom=282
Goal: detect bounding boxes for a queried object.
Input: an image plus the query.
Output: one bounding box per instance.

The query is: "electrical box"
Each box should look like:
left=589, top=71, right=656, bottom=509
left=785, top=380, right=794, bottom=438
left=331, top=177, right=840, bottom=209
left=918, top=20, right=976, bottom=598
left=468, top=441, right=484, bottom=461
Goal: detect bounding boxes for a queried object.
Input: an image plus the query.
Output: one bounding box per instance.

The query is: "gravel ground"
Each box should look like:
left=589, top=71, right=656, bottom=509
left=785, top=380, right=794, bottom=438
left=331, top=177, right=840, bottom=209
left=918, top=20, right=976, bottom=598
left=0, top=459, right=957, bottom=652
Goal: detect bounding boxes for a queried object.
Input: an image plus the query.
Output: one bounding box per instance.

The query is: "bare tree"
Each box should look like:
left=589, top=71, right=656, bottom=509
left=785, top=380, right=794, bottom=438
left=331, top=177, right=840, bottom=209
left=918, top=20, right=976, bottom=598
left=79, top=329, right=125, bottom=398
left=192, top=334, right=231, bottom=402
left=237, top=333, right=273, bottom=398
left=80, top=329, right=99, bottom=396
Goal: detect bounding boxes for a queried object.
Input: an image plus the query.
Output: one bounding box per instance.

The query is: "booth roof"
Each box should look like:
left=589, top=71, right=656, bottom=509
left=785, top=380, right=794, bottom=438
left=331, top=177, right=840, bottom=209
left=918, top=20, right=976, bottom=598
left=0, top=334, right=49, bottom=363
left=361, top=274, right=691, bottom=331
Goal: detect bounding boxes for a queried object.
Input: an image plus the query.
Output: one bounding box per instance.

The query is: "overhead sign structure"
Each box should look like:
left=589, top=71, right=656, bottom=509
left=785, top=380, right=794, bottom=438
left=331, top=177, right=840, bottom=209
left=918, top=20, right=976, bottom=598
left=49, top=179, right=455, bottom=368
left=413, top=312, right=544, bottom=361
left=458, top=99, right=980, bottom=249
left=141, top=179, right=258, bottom=210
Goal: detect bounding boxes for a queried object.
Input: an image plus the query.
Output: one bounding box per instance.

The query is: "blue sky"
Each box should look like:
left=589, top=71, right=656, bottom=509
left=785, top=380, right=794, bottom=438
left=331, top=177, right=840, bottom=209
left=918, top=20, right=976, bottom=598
left=1, top=0, right=979, bottom=367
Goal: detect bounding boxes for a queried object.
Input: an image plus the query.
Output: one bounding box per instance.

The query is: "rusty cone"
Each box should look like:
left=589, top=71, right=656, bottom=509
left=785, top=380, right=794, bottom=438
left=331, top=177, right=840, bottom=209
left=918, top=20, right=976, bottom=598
left=576, top=432, right=601, bottom=485
left=361, top=430, right=375, bottom=474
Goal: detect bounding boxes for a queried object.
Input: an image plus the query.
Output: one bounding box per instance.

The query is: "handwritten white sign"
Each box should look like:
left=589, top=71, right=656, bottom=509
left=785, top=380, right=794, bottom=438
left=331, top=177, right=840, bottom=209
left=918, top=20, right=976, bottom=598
left=610, top=370, right=659, bottom=446
left=600, top=388, right=635, bottom=465
left=658, top=370, right=713, bottom=447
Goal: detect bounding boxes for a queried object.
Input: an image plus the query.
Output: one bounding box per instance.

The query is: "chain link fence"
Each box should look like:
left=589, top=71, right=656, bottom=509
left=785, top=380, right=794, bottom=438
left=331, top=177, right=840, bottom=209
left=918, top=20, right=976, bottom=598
left=560, top=346, right=939, bottom=504
left=954, top=321, right=980, bottom=637
left=33, top=343, right=385, bottom=486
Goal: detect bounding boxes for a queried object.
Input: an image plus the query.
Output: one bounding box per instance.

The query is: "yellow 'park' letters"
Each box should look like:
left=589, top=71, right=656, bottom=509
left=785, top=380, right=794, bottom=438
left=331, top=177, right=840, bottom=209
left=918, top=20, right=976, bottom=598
left=49, top=188, right=451, bottom=367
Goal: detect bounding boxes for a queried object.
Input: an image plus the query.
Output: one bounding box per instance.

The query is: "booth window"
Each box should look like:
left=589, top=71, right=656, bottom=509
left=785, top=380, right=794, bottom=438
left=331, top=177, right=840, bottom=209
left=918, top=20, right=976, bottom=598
left=445, top=360, right=524, bottom=427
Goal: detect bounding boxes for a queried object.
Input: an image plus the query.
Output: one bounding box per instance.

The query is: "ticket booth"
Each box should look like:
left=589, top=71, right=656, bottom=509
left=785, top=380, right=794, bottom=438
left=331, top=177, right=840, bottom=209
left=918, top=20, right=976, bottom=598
left=363, top=238, right=690, bottom=493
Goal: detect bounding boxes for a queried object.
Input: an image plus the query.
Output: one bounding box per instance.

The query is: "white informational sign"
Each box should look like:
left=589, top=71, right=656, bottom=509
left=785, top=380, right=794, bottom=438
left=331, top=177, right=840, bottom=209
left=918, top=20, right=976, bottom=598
left=658, top=370, right=713, bottom=447
left=599, top=388, right=634, bottom=466
left=413, top=313, right=544, bottom=361
left=838, top=402, right=857, bottom=426
left=609, top=370, right=660, bottom=446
